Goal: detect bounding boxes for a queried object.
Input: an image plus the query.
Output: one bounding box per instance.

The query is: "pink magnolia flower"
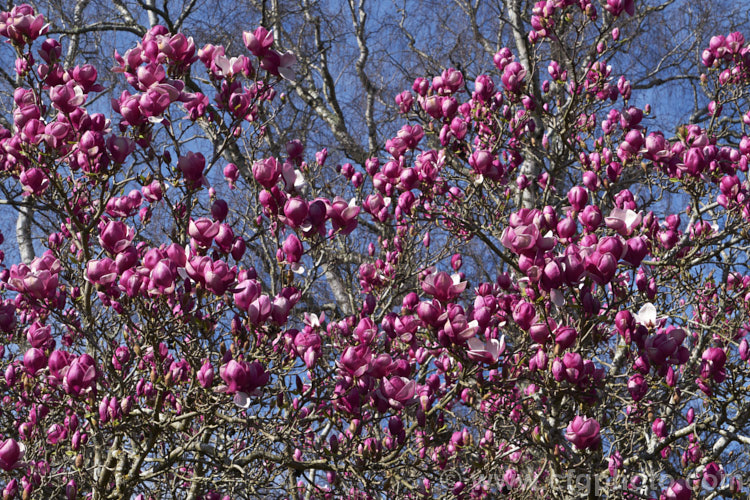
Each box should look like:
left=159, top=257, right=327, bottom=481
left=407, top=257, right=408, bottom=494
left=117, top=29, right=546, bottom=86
left=702, top=462, right=723, bottom=489
left=188, top=218, right=220, bottom=248
left=644, top=327, right=689, bottom=366
left=48, top=350, right=73, bottom=381
left=220, top=359, right=269, bottom=403
left=242, top=27, right=274, bottom=57
left=64, top=354, right=97, bottom=396
left=466, top=336, right=505, bottom=364
left=0, top=4, right=47, bottom=45
left=440, top=305, right=479, bottom=344
left=0, top=439, right=23, bottom=471
left=664, top=479, right=691, bottom=500
left=248, top=295, right=272, bottom=325
left=259, top=49, right=296, bottom=80
left=379, top=376, right=416, bottom=410
left=85, top=258, right=118, bottom=286
left=197, top=360, right=214, bottom=388
left=339, top=345, right=372, bottom=377
left=628, top=373, right=648, bottom=401
left=233, top=279, right=261, bottom=310
left=327, top=197, right=360, bottom=235
left=223, top=163, right=239, bottom=188
left=281, top=233, right=304, bottom=267
left=294, top=330, right=321, bottom=369
left=148, top=260, right=176, bottom=295
left=252, top=157, right=280, bottom=188
left=500, top=223, right=542, bottom=255
left=421, top=270, right=467, bottom=302
left=605, top=207, right=642, bottom=236
left=700, top=347, right=727, bottom=383
left=50, top=81, right=86, bottom=113
left=23, top=347, right=46, bottom=376
left=565, top=415, right=600, bottom=449
left=47, top=424, right=66, bottom=445
left=282, top=197, right=309, bottom=229
left=19, top=167, right=49, bottom=195
left=107, top=135, right=135, bottom=164
left=25, top=321, right=50, bottom=348
left=178, top=151, right=206, bottom=187
left=202, top=259, right=236, bottom=296
left=99, top=220, right=135, bottom=255
left=9, top=252, right=60, bottom=300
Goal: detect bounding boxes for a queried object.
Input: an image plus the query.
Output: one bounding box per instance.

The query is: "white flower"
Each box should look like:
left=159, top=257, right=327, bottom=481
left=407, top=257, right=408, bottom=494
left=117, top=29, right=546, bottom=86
left=634, top=302, right=659, bottom=328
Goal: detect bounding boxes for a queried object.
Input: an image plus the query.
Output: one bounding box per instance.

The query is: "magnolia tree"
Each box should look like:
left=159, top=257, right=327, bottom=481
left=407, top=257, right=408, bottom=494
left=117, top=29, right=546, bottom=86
left=1, top=1, right=750, bottom=499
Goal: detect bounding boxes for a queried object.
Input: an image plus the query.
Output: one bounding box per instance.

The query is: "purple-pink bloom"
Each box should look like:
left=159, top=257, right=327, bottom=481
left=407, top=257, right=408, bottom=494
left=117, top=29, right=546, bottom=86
left=421, top=270, right=467, bottom=302
left=0, top=438, right=23, bottom=471
left=565, top=415, right=600, bottom=449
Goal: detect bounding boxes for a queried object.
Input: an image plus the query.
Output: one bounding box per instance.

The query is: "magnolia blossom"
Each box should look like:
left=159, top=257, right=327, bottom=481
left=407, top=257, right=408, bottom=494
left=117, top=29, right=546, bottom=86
left=565, top=416, right=601, bottom=449
left=421, top=270, right=467, bottom=302
left=604, top=207, right=642, bottom=236
left=0, top=439, right=23, bottom=471
left=633, top=302, right=659, bottom=328
left=466, top=336, right=505, bottom=363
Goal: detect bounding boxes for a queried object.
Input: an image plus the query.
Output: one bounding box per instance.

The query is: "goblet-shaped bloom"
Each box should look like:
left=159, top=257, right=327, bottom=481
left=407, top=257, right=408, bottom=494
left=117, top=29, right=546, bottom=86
left=703, top=462, right=723, bottom=489
left=177, top=151, right=206, bottom=186
left=567, top=186, right=588, bottom=211
left=281, top=233, right=304, bottom=264
left=441, top=308, right=479, bottom=344
left=562, top=352, right=584, bottom=383
left=664, top=479, right=691, bottom=500
left=197, top=360, right=214, bottom=388
left=0, top=439, right=23, bottom=471
left=0, top=4, right=47, bottom=45
left=50, top=81, right=85, bottom=114
left=700, top=347, right=727, bottom=383
left=282, top=197, right=309, bottom=229
left=500, top=223, right=540, bottom=255
left=379, top=376, right=416, bottom=410
left=149, top=260, right=176, bottom=295
left=0, top=302, right=15, bottom=333
left=233, top=279, right=261, bottom=310
left=48, top=350, right=73, bottom=382
left=421, top=271, right=466, bottom=302
left=628, top=373, right=648, bottom=401
left=252, top=157, right=280, bottom=188
left=501, top=61, right=526, bottom=92
left=644, top=327, right=688, bottom=366
left=512, top=301, right=536, bottom=331
left=64, top=354, right=97, bottom=396
left=23, top=347, right=46, bottom=376
left=99, top=220, right=135, bottom=255
left=327, top=197, right=360, bottom=235
left=294, top=330, right=321, bottom=369
left=85, top=258, right=118, bottom=286
left=565, top=416, right=600, bottom=449
left=220, top=359, right=268, bottom=395
left=106, top=135, right=135, bottom=164
left=555, top=326, right=578, bottom=351
left=19, top=167, right=49, bottom=195
left=26, top=321, right=51, bottom=348
left=188, top=218, right=220, bottom=248
left=203, top=259, right=236, bottom=296
left=466, top=336, right=505, bottom=364
left=339, top=345, right=371, bottom=378
left=242, top=26, right=274, bottom=57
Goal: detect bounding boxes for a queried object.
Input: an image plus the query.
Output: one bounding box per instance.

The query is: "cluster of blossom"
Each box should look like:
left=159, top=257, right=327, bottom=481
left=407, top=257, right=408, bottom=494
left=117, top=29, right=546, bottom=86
left=0, top=1, right=749, bottom=498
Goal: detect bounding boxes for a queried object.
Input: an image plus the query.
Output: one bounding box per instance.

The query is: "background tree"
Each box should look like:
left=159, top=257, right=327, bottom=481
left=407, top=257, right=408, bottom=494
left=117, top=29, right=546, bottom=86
left=0, top=1, right=749, bottom=499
